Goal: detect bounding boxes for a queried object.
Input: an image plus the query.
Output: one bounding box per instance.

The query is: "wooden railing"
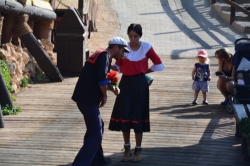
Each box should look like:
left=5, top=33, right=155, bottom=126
left=211, top=0, right=250, bottom=24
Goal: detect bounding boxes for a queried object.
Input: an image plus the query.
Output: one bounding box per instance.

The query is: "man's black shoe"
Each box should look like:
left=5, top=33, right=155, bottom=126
left=103, top=157, right=112, bottom=166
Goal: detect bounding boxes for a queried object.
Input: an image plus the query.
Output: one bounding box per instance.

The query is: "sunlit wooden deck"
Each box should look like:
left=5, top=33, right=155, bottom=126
left=0, top=55, right=249, bottom=165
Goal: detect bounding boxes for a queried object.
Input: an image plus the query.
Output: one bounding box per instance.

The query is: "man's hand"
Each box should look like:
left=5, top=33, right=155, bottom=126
left=99, top=85, right=108, bottom=107
left=99, top=95, right=107, bottom=108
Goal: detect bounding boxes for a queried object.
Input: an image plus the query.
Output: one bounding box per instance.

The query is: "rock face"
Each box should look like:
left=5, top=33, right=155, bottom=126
left=0, top=40, right=57, bottom=93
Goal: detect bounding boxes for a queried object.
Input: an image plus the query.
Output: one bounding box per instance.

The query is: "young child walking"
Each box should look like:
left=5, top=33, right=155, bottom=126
left=192, top=49, right=211, bottom=105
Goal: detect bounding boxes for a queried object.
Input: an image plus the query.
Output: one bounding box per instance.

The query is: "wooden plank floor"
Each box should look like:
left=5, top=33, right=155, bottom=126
left=0, top=55, right=249, bottom=165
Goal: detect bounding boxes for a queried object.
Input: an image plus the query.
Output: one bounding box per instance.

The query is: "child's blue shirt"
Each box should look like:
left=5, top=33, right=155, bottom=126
left=194, top=63, right=210, bottom=81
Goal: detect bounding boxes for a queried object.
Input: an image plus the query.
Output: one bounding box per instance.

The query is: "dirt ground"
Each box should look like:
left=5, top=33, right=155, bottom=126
left=55, top=0, right=121, bottom=52
left=86, top=0, right=121, bottom=52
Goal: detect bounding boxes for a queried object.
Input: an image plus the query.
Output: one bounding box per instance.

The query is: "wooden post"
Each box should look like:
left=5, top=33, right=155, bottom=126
left=230, top=1, right=235, bottom=24
left=78, top=0, right=88, bottom=26
left=50, top=0, right=56, bottom=10
left=0, top=104, right=4, bottom=128
left=33, top=19, right=54, bottom=41
left=78, top=0, right=84, bottom=18
left=224, top=0, right=250, bottom=24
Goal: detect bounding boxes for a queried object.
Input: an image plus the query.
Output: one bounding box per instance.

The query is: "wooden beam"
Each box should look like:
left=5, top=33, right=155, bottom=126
left=0, top=0, right=57, bottom=20
left=20, top=33, right=64, bottom=82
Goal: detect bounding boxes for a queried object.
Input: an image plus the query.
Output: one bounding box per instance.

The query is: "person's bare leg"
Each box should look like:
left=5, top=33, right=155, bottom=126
left=226, top=81, right=234, bottom=95
left=194, top=91, right=199, bottom=100
left=135, top=133, right=143, bottom=146
left=202, top=91, right=207, bottom=101
left=123, top=131, right=130, bottom=144
left=217, top=78, right=229, bottom=99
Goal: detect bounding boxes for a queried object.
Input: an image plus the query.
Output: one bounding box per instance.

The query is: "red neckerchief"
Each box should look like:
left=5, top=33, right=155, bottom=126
left=86, top=49, right=110, bottom=64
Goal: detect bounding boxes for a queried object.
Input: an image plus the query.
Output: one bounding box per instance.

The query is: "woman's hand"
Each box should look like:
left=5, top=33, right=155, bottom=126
left=218, top=75, right=227, bottom=80
left=108, top=85, right=120, bottom=96
left=113, top=87, right=120, bottom=96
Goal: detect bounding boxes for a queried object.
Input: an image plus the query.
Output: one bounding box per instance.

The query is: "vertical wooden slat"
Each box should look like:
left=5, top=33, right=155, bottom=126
left=78, top=0, right=84, bottom=19
left=230, top=3, right=235, bottom=24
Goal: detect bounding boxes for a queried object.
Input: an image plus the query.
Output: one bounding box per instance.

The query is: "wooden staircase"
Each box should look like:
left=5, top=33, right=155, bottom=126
left=210, top=0, right=250, bottom=34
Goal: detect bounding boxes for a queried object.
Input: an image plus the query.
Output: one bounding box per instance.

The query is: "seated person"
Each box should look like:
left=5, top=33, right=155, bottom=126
left=215, top=48, right=234, bottom=105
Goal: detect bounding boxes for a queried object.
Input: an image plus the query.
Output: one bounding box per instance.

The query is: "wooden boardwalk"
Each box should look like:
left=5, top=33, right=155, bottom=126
left=0, top=55, right=249, bottom=166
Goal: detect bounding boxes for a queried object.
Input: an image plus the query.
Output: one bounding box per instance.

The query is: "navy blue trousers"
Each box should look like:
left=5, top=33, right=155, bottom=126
left=72, top=102, right=105, bottom=166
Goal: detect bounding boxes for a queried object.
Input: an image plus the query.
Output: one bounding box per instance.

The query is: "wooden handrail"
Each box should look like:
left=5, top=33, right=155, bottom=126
left=212, top=0, right=250, bottom=24
left=224, top=0, right=250, bottom=17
